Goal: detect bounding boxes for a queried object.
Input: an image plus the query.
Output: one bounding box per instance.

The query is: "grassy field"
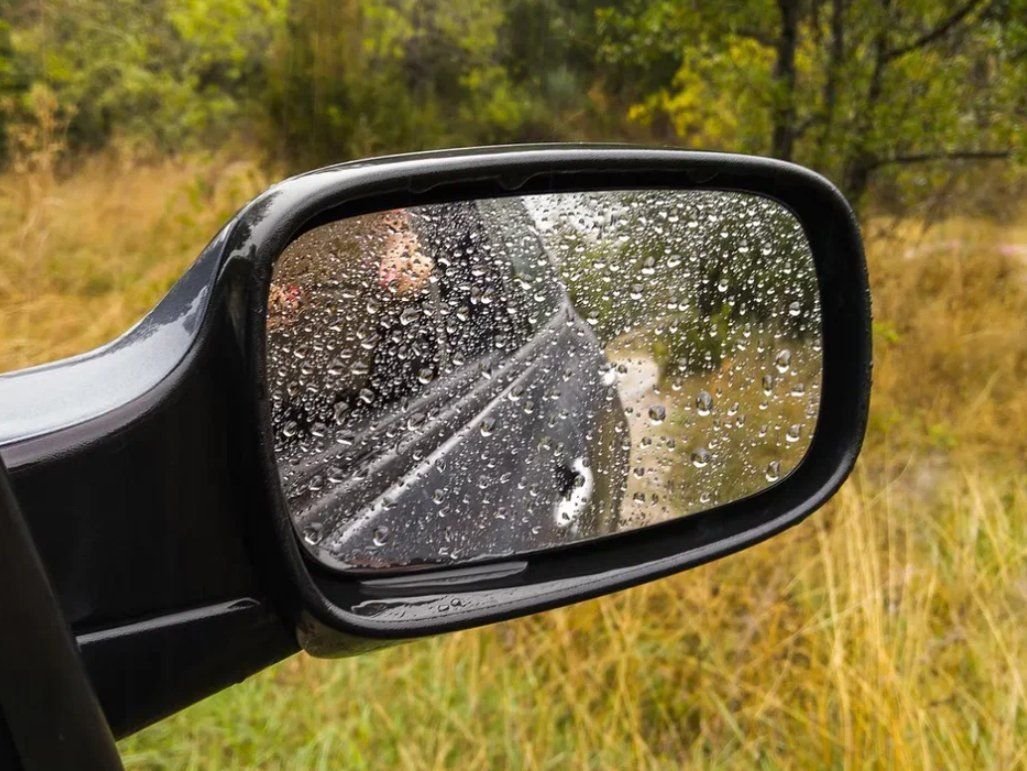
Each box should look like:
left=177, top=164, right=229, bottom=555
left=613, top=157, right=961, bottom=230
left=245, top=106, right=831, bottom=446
left=1, top=156, right=1025, bottom=769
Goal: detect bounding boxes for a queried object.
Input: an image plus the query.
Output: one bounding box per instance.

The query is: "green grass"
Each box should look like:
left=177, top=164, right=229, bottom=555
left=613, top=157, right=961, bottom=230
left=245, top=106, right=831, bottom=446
left=2, top=155, right=1025, bottom=769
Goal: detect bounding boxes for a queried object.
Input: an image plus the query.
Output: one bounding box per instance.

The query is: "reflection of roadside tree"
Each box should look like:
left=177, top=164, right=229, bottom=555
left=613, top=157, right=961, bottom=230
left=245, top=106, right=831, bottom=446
left=549, top=190, right=820, bottom=379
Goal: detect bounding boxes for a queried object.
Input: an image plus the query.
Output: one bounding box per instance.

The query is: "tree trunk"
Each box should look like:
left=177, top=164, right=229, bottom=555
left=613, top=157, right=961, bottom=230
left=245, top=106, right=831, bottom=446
left=814, top=0, right=846, bottom=168
left=770, top=0, right=801, bottom=160
left=841, top=0, right=891, bottom=207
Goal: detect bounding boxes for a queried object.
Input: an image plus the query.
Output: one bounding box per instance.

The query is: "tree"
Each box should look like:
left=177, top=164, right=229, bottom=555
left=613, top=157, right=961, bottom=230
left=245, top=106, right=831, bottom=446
left=596, top=0, right=1026, bottom=209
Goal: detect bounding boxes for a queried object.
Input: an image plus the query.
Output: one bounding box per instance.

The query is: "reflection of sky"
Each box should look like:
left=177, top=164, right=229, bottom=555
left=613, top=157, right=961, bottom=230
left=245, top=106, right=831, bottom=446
left=523, top=193, right=627, bottom=257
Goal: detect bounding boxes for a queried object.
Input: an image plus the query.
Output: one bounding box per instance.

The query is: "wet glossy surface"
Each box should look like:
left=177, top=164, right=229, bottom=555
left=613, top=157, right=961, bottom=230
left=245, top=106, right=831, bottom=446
left=267, top=190, right=822, bottom=571
left=0, top=232, right=226, bottom=447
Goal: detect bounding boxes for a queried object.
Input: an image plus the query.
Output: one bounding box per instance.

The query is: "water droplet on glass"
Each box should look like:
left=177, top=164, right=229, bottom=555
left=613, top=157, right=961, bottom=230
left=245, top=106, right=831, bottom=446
left=333, top=401, right=349, bottom=424
left=775, top=349, right=792, bottom=374
left=786, top=424, right=802, bottom=443
left=302, top=523, right=323, bottom=545
left=696, top=390, right=713, bottom=416
left=691, top=447, right=711, bottom=468
left=648, top=404, right=666, bottom=425
left=372, top=525, right=390, bottom=547
left=480, top=417, right=496, bottom=437
left=765, top=461, right=781, bottom=482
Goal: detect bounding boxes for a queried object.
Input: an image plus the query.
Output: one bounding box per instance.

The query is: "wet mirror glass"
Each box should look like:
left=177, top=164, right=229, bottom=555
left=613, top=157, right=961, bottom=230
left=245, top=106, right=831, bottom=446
left=266, top=191, right=822, bottom=571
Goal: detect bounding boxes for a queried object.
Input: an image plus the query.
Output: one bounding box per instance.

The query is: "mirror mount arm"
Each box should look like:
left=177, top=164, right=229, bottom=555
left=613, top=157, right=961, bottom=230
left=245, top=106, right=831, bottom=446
left=0, top=456, right=123, bottom=770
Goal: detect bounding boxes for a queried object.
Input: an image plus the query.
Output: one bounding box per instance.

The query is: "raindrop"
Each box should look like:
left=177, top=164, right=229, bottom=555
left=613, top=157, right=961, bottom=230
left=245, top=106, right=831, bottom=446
left=691, top=447, right=711, bottom=468
left=786, top=424, right=802, bottom=443
left=696, top=390, right=713, bottom=416
left=765, top=461, right=781, bottom=482
left=372, top=525, right=390, bottom=547
left=333, top=401, right=349, bottom=424
left=648, top=404, right=666, bottom=425
left=302, top=523, right=323, bottom=545
left=775, top=349, right=792, bottom=374
left=480, top=417, right=496, bottom=437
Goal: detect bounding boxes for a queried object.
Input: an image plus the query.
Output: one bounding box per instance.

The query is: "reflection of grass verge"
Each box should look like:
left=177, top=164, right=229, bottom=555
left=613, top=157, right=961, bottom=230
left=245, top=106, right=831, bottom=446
left=611, top=332, right=821, bottom=526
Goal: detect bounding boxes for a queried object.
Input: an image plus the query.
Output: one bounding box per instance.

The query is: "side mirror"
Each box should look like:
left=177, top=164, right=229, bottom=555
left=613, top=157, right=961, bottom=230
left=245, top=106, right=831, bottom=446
left=0, top=146, right=870, bottom=733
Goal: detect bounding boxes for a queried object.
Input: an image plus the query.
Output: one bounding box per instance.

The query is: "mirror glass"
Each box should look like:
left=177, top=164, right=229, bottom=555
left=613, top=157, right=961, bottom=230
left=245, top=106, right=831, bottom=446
left=266, top=190, right=822, bottom=571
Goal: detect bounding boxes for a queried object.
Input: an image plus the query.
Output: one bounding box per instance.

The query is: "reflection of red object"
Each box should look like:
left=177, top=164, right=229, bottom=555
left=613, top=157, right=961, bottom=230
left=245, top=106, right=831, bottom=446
left=378, top=263, right=400, bottom=289
left=268, top=282, right=305, bottom=327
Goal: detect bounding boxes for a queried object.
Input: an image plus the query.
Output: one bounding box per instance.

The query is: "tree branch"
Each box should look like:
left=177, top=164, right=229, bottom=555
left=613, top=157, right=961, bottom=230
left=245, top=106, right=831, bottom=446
left=884, top=0, right=989, bottom=62
left=735, top=26, right=778, bottom=49
left=868, top=149, right=1010, bottom=170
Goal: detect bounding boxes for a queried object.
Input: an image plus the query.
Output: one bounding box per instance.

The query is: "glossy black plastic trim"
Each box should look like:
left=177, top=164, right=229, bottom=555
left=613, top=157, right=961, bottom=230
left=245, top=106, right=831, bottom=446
left=0, top=456, right=122, bottom=769
left=0, top=145, right=870, bottom=717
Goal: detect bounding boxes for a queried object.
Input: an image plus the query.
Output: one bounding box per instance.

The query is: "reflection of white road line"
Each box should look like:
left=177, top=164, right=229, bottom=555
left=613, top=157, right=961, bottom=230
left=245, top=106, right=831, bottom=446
left=615, top=355, right=660, bottom=404
left=553, top=456, right=594, bottom=534
left=609, top=352, right=673, bottom=529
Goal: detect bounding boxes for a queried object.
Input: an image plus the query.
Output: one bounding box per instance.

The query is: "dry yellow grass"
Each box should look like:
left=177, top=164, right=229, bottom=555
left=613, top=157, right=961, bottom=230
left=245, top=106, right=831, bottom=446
left=0, top=152, right=269, bottom=369
left=1, top=156, right=1024, bottom=768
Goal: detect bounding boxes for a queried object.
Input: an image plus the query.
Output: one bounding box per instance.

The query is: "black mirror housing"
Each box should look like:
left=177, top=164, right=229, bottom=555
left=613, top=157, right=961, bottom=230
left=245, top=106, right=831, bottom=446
left=0, top=146, right=870, bottom=733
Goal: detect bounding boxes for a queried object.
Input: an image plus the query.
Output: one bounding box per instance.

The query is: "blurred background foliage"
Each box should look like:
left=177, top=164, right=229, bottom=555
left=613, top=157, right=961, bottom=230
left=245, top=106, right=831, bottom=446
left=1, top=0, right=1025, bottom=212
left=1, top=1, right=1026, bottom=767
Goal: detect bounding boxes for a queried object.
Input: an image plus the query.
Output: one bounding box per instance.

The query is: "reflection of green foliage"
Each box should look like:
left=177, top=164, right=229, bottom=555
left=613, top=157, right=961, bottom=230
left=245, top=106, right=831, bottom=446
left=551, top=191, right=820, bottom=379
